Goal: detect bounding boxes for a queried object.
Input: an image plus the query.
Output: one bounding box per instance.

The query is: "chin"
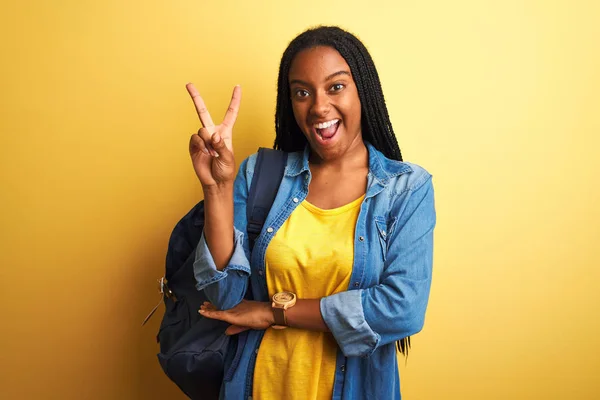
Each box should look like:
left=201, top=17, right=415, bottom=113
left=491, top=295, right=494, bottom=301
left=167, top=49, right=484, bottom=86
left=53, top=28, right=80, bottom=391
left=308, top=143, right=346, bottom=162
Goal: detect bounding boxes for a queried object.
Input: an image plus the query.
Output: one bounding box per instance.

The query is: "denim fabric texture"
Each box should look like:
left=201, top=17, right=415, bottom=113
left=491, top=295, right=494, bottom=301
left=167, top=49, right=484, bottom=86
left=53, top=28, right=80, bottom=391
left=193, top=142, right=436, bottom=399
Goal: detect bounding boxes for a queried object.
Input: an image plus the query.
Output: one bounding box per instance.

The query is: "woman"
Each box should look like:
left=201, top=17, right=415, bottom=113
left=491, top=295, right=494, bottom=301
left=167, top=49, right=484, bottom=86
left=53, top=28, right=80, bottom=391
left=187, top=26, right=436, bottom=400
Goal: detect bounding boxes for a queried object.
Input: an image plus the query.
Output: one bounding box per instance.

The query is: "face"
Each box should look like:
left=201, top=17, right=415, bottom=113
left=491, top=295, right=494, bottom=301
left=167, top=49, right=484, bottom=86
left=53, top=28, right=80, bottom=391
left=288, top=46, right=363, bottom=162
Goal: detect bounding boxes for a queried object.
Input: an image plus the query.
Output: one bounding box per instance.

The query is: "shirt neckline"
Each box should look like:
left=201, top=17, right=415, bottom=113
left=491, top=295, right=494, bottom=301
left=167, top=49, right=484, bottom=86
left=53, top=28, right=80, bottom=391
left=301, top=194, right=366, bottom=216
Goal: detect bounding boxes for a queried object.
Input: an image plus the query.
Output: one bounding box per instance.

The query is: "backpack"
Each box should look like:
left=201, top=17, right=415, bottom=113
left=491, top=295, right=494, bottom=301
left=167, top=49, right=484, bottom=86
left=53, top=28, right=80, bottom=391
left=143, top=148, right=287, bottom=399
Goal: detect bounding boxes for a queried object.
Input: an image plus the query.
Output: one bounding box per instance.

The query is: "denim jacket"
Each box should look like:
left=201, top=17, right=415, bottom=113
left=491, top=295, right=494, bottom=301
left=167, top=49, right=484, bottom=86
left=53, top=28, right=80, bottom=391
left=193, top=142, right=436, bottom=399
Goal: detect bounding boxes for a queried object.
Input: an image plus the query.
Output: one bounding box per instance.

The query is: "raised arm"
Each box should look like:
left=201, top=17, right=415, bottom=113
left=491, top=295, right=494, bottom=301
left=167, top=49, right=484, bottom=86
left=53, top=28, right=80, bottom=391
left=186, top=83, right=241, bottom=270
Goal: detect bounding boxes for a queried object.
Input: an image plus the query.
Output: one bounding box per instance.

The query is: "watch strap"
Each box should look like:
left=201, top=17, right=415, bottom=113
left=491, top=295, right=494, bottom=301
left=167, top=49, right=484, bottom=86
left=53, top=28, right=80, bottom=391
left=272, top=306, right=286, bottom=326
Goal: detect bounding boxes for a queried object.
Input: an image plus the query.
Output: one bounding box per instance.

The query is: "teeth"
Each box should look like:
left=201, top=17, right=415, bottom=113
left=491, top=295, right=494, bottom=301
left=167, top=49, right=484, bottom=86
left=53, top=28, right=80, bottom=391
left=314, top=119, right=339, bottom=129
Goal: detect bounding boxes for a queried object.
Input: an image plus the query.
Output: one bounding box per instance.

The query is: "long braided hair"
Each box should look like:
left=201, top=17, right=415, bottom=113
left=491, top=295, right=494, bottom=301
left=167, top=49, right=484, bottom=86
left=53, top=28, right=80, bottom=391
left=274, top=25, right=403, bottom=162
left=273, top=26, right=410, bottom=355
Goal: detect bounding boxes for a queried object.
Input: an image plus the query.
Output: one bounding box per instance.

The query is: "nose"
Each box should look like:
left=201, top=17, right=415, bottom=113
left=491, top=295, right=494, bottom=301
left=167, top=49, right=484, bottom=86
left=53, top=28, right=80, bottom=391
left=310, top=91, right=330, bottom=117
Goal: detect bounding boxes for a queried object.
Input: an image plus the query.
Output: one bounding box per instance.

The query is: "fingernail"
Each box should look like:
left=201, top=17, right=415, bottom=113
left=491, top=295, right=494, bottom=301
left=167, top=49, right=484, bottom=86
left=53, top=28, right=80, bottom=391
left=199, top=310, right=205, bottom=314
left=213, top=134, right=221, bottom=143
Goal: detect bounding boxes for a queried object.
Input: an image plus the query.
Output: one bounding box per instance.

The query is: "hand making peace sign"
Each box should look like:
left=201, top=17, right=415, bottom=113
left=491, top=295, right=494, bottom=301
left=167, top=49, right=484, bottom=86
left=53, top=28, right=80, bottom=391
left=186, top=83, right=242, bottom=188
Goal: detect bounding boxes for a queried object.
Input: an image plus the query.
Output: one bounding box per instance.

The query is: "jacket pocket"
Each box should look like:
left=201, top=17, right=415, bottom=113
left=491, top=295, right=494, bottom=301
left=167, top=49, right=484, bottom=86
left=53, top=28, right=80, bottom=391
left=374, top=216, right=397, bottom=262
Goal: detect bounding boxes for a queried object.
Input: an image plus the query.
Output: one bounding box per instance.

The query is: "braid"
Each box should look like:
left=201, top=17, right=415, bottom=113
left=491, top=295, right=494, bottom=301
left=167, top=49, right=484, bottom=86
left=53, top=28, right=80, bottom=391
left=274, top=26, right=403, bottom=162
left=273, top=26, right=410, bottom=355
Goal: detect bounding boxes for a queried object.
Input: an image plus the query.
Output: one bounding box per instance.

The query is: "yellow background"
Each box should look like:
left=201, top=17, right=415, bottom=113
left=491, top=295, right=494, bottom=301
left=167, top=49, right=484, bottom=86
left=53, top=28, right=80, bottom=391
left=1, top=0, right=599, bottom=399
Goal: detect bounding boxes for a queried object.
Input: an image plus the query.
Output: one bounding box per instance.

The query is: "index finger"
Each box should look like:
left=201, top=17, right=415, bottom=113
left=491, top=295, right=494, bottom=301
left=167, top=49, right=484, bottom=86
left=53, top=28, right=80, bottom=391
left=186, top=83, right=215, bottom=128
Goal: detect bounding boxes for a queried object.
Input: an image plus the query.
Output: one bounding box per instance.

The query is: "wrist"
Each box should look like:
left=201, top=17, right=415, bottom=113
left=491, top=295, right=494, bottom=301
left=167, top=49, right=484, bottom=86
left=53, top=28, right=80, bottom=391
left=203, top=182, right=234, bottom=198
left=265, top=302, right=276, bottom=326
left=271, top=292, right=297, bottom=329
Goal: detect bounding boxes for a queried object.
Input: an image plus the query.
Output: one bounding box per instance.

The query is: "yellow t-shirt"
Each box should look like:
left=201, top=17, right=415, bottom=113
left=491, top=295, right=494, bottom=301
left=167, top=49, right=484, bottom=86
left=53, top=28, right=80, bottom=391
left=252, top=195, right=364, bottom=400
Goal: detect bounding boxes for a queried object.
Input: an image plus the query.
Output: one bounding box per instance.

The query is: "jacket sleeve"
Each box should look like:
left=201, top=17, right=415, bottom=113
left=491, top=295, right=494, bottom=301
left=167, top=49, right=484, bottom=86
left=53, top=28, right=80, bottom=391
left=320, top=173, right=436, bottom=357
left=192, top=157, right=252, bottom=311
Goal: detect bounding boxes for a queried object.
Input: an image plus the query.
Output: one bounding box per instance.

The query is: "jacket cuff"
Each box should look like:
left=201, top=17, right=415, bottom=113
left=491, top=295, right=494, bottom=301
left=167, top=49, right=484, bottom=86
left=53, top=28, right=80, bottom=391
left=320, top=290, right=380, bottom=357
left=193, top=228, right=251, bottom=291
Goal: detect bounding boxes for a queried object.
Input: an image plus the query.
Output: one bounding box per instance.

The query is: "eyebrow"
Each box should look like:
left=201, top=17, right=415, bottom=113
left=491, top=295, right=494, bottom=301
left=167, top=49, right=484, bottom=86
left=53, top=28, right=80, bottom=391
left=289, top=70, right=351, bottom=86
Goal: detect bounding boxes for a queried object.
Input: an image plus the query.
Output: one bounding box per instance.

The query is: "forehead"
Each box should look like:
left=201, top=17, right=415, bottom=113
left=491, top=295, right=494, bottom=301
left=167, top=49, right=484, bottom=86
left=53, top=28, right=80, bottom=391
left=288, top=46, right=352, bottom=83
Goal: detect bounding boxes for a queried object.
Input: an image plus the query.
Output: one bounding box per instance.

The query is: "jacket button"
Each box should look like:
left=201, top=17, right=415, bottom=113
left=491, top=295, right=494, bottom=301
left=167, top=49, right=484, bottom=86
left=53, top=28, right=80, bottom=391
left=267, top=227, right=274, bottom=233
left=258, top=270, right=264, bottom=276
left=359, top=236, right=364, bottom=242
left=341, top=365, right=345, bottom=372
left=354, top=282, right=359, bottom=288
left=293, top=198, right=299, bottom=203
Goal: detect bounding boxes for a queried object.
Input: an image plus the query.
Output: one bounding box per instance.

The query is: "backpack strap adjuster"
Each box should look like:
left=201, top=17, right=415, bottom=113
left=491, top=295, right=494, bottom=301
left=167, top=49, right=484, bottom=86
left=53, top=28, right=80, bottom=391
left=141, top=277, right=177, bottom=326
left=160, top=277, right=177, bottom=302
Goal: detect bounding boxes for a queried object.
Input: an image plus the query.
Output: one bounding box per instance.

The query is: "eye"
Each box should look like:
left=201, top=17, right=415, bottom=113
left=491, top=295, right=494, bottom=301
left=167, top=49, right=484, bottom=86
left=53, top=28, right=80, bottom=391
left=330, top=83, right=345, bottom=92
left=293, top=89, right=310, bottom=98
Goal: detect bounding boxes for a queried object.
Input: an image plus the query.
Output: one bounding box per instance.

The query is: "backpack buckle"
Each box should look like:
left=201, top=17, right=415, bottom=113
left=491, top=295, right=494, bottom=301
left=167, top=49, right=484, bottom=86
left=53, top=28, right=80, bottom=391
left=159, top=277, right=177, bottom=302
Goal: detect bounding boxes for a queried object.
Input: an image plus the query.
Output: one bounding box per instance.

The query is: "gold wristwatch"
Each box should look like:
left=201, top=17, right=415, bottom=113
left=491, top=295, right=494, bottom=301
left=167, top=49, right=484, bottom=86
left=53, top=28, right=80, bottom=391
left=271, top=291, right=296, bottom=330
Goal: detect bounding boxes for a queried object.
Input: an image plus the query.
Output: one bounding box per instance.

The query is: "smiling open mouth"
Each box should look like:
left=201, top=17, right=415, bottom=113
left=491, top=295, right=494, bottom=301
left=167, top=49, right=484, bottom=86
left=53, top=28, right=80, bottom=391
left=314, top=119, right=341, bottom=141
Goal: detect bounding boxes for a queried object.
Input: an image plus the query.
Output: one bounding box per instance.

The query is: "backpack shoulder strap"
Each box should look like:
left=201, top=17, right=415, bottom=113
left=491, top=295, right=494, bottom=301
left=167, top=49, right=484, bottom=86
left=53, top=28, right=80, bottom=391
left=246, top=148, right=288, bottom=250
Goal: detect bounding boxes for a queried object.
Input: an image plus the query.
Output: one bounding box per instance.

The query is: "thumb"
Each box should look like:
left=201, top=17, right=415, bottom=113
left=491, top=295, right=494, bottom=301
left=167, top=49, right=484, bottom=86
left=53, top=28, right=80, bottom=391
left=211, top=132, right=234, bottom=162
left=225, top=325, right=250, bottom=336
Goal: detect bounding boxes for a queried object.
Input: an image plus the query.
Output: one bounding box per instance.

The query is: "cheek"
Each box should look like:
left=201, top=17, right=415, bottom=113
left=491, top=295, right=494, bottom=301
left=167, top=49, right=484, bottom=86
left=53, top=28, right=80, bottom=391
left=342, top=96, right=362, bottom=125
left=352, top=97, right=362, bottom=126
left=291, top=103, right=309, bottom=128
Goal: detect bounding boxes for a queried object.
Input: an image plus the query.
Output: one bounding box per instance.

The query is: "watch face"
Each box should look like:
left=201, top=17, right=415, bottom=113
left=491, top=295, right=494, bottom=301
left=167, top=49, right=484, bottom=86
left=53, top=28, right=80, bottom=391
left=273, top=292, right=295, bottom=303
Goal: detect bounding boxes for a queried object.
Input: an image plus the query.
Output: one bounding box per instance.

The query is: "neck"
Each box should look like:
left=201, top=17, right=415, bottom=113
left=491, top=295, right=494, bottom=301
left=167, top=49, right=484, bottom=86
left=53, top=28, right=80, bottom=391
left=308, top=138, right=368, bottom=171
